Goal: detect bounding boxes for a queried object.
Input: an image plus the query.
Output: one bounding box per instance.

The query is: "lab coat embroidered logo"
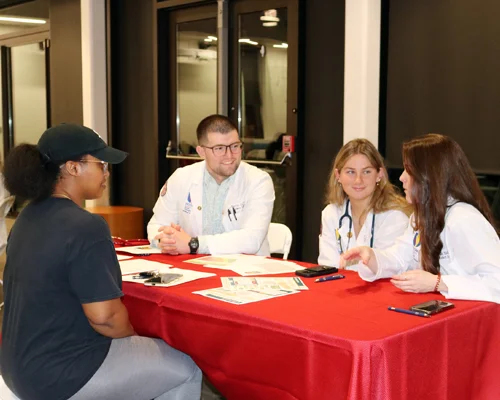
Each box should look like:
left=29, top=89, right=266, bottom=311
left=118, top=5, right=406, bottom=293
left=413, top=232, right=421, bottom=247
left=183, top=192, right=193, bottom=214
left=413, top=232, right=421, bottom=262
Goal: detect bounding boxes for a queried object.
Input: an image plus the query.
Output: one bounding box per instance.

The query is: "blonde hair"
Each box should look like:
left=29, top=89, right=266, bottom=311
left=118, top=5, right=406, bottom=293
left=325, top=139, right=411, bottom=217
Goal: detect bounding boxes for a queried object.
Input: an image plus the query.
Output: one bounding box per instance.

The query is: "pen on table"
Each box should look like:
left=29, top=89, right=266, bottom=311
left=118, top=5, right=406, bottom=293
left=388, top=306, right=430, bottom=318
left=315, top=274, right=345, bottom=283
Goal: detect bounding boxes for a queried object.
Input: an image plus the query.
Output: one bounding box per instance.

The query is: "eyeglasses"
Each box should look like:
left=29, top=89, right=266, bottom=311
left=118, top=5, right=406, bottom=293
left=201, top=142, right=243, bottom=157
left=79, top=159, right=109, bottom=172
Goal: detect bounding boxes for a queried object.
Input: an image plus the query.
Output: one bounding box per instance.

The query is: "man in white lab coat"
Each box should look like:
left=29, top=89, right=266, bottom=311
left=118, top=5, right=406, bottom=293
left=147, top=114, right=275, bottom=256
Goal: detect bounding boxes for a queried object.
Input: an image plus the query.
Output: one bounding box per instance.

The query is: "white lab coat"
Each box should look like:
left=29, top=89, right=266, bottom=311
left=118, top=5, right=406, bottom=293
left=318, top=201, right=409, bottom=269
left=359, top=202, right=500, bottom=304
left=147, top=161, right=275, bottom=256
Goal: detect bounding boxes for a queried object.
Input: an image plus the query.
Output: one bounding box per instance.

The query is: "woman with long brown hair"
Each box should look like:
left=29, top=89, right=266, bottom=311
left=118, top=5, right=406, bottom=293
left=341, top=134, right=500, bottom=303
left=318, top=139, right=410, bottom=269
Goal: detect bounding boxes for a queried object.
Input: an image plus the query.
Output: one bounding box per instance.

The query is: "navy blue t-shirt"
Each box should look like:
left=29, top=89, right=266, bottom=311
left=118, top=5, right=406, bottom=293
left=0, top=197, right=123, bottom=400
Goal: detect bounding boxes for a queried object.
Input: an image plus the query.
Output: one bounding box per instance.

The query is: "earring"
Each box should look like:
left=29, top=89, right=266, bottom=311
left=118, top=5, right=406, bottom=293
left=376, top=180, right=380, bottom=186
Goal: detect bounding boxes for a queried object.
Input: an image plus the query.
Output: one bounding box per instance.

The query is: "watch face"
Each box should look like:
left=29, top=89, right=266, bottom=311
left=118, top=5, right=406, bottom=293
left=189, top=237, right=199, bottom=253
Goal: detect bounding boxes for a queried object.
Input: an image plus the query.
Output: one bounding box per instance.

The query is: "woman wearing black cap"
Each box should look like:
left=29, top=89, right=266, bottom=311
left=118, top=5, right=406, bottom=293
left=0, top=124, right=202, bottom=400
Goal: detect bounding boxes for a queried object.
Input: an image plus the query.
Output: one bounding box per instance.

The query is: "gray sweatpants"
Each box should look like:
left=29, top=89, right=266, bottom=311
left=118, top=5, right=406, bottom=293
left=69, top=336, right=202, bottom=400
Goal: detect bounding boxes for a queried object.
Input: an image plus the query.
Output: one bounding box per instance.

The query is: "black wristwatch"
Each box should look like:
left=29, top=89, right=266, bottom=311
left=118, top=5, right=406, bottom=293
left=188, top=237, right=199, bottom=254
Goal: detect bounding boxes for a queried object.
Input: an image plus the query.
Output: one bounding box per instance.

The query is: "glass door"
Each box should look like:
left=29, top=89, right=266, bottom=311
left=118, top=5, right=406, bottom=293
left=158, top=5, right=218, bottom=184
left=230, top=0, right=299, bottom=255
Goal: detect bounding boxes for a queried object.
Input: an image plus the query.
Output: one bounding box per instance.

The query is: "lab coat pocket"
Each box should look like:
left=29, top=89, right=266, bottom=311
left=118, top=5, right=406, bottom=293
left=224, top=203, right=244, bottom=229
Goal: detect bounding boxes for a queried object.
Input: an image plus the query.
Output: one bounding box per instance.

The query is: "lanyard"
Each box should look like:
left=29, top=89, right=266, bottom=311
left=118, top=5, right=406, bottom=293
left=336, top=200, right=375, bottom=254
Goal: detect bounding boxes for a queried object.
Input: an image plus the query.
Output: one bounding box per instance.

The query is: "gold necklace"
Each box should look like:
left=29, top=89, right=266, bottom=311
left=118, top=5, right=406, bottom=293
left=52, top=193, right=72, bottom=201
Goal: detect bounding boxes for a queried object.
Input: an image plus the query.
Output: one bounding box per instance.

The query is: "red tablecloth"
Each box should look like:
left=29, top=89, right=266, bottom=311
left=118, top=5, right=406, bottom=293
left=121, top=254, right=500, bottom=400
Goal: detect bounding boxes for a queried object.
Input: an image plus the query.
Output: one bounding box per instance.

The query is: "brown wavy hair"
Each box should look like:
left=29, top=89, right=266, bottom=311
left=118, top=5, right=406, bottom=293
left=325, top=139, right=411, bottom=222
left=403, top=133, right=496, bottom=274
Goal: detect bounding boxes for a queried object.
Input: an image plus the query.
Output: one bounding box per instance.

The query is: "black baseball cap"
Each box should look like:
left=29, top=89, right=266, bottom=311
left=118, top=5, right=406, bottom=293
left=37, top=123, right=128, bottom=164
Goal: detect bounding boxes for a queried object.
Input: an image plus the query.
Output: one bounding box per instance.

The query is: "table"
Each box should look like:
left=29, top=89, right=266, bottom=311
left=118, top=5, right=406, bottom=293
left=121, top=254, right=500, bottom=400
left=86, top=206, right=143, bottom=239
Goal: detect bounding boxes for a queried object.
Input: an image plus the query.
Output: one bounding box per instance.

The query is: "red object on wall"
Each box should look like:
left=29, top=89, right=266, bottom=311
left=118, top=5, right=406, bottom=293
left=282, top=135, right=295, bottom=152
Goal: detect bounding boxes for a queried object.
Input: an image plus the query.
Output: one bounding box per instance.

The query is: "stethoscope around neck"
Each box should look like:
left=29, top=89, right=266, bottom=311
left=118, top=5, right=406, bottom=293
left=336, top=199, right=375, bottom=254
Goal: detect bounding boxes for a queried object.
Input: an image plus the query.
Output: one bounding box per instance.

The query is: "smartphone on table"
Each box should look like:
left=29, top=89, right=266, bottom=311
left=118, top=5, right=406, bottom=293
left=295, top=265, right=338, bottom=278
left=410, top=300, right=454, bottom=315
left=144, top=273, right=183, bottom=286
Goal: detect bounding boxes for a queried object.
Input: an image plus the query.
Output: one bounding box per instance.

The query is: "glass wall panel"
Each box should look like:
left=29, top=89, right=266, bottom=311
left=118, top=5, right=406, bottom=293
left=236, top=7, right=289, bottom=224
left=12, top=42, right=47, bottom=145
left=176, top=18, right=217, bottom=155
left=238, top=8, right=287, bottom=161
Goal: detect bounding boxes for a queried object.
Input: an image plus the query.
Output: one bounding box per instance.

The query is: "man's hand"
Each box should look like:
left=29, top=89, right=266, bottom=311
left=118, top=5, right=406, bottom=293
left=155, top=224, right=190, bottom=255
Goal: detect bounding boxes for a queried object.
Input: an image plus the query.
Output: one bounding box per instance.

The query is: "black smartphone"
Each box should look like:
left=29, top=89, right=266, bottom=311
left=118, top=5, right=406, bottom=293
left=295, top=265, right=339, bottom=278
left=138, top=271, right=157, bottom=278
left=410, top=300, right=454, bottom=315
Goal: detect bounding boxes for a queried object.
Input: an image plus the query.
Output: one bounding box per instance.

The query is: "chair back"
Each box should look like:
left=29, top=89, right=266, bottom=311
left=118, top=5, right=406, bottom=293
left=0, top=196, right=14, bottom=218
left=267, top=222, right=293, bottom=260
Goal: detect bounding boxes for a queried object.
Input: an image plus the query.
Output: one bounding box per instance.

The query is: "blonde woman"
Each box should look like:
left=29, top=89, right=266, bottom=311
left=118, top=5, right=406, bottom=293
left=318, top=139, right=411, bottom=269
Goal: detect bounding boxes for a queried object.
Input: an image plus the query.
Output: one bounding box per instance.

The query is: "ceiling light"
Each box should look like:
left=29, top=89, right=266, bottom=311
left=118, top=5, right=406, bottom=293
left=260, top=16, right=279, bottom=22
left=239, top=38, right=258, bottom=45
left=262, top=22, right=278, bottom=27
left=0, top=16, right=46, bottom=24
left=273, top=43, right=288, bottom=49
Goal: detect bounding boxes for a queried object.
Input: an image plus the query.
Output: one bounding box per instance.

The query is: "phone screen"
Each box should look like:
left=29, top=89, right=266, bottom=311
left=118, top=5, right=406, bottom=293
left=411, top=300, right=454, bottom=315
left=415, top=302, right=441, bottom=313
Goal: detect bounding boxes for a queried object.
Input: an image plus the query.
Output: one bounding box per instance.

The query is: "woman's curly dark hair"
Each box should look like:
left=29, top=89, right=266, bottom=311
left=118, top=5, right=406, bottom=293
left=3, top=144, right=60, bottom=202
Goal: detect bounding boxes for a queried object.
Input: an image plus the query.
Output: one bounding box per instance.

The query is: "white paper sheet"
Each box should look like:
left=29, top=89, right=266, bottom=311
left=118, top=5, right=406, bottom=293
left=220, top=277, right=309, bottom=291
left=184, top=254, right=262, bottom=266
left=227, top=260, right=305, bottom=276
left=193, top=287, right=299, bottom=305
left=186, top=254, right=305, bottom=276
left=119, top=259, right=172, bottom=276
left=115, top=245, right=162, bottom=255
left=117, top=254, right=133, bottom=261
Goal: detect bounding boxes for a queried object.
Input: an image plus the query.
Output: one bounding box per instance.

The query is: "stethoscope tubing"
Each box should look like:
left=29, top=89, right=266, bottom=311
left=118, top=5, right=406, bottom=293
left=337, top=200, right=375, bottom=253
